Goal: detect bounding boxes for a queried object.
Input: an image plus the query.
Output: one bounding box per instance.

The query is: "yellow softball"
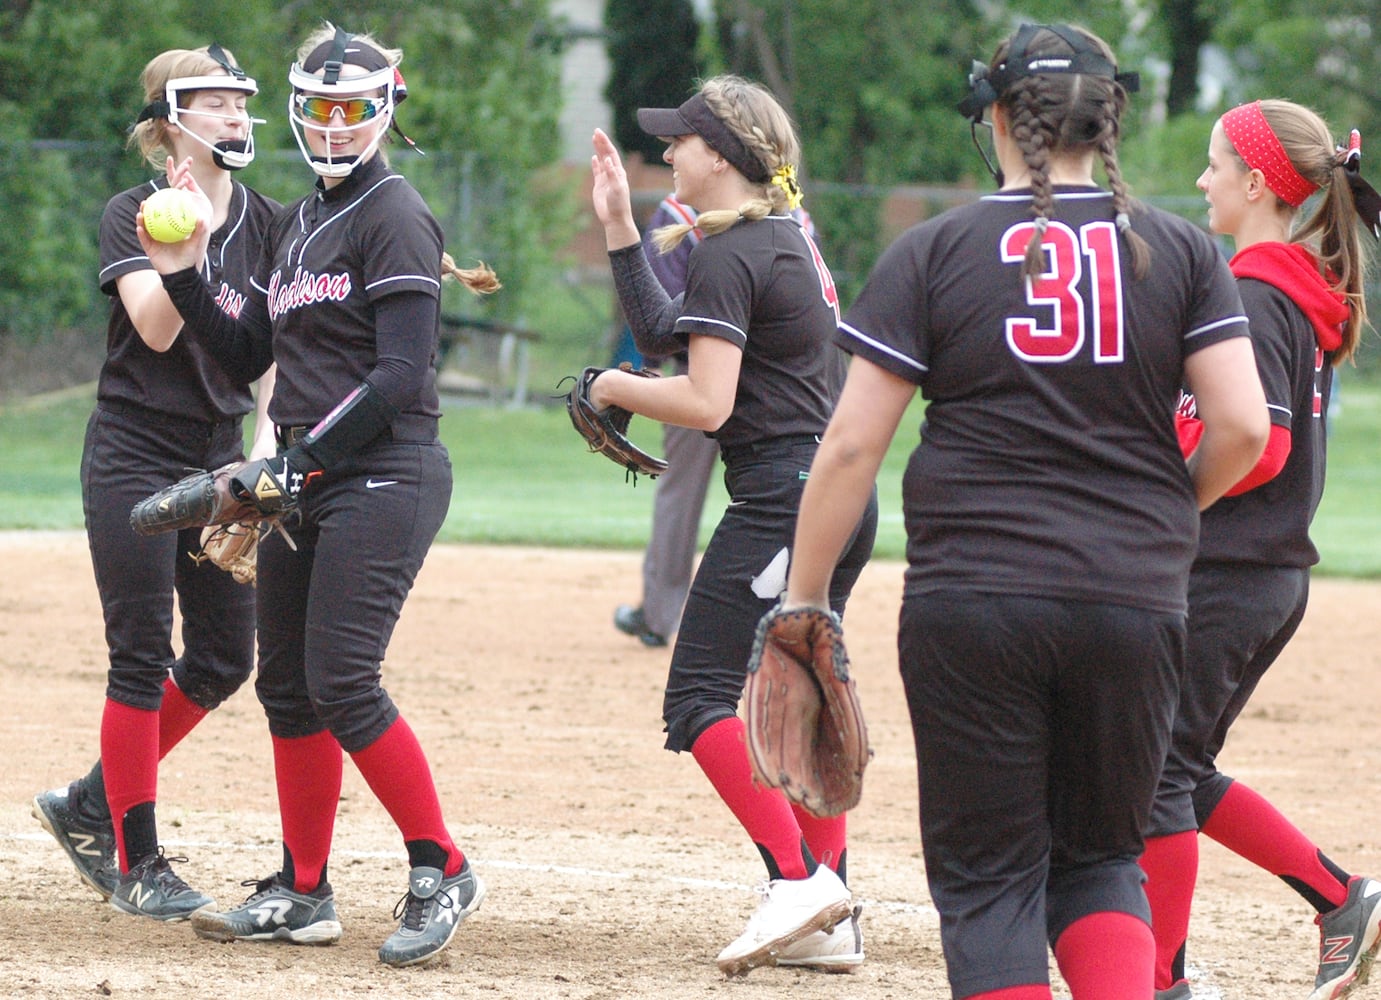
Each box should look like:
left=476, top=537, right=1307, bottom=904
left=142, top=187, right=198, bottom=244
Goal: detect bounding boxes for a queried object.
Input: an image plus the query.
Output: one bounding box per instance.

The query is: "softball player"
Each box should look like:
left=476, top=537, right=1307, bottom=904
left=1141, top=100, right=1378, bottom=1000
left=589, top=76, right=877, bottom=975
left=778, top=24, right=1270, bottom=1000
left=31, top=44, right=279, bottom=921
left=139, top=23, right=497, bottom=967
left=614, top=197, right=820, bottom=650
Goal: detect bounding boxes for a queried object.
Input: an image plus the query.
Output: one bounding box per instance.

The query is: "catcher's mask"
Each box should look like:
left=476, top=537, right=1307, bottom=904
left=288, top=27, right=419, bottom=179
left=956, top=23, right=1140, bottom=185
left=135, top=43, right=263, bottom=171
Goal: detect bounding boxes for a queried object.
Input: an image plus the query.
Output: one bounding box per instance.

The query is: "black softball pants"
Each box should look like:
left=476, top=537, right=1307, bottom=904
left=81, top=402, right=255, bottom=711
left=253, top=439, right=452, bottom=753
left=661, top=434, right=878, bottom=753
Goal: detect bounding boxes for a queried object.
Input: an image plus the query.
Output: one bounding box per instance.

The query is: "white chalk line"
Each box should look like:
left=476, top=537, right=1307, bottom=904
left=3, top=829, right=1226, bottom=995
left=1, top=829, right=940, bottom=920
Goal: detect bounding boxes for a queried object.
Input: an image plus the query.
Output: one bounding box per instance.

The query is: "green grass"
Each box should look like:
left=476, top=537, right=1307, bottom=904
left=2, top=378, right=1379, bottom=576
left=1310, top=373, right=1381, bottom=577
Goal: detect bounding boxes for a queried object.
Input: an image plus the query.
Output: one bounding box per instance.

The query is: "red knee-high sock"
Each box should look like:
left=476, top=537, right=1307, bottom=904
left=272, top=730, right=342, bottom=893
left=691, top=717, right=810, bottom=880
left=1201, top=782, right=1349, bottom=910
left=965, top=987, right=1053, bottom=1000
left=100, top=699, right=160, bottom=872
left=157, top=677, right=209, bottom=758
left=350, top=717, right=463, bottom=877
left=1054, top=911, right=1154, bottom=1000
left=792, top=804, right=847, bottom=877
left=1140, top=831, right=1199, bottom=990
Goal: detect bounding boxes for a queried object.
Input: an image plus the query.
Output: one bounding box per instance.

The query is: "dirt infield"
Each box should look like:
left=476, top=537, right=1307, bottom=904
left=1, top=531, right=1377, bottom=999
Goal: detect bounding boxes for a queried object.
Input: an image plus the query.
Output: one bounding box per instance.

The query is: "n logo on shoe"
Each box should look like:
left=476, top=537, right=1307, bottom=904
left=126, top=883, right=155, bottom=910
left=1321, top=935, right=1356, bottom=965
left=251, top=899, right=294, bottom=928
left=69, top=832, right=103, bottom=857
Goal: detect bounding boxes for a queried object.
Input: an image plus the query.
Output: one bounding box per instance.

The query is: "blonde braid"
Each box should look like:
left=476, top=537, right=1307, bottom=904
left=703, top=84, right=793, bottom=215
left=441, top=252, right=501, bottom=295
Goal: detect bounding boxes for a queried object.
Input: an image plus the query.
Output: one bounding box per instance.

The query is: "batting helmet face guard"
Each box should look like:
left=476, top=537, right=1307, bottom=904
left=288, top=28, right=412, bottom=178
left=136, top=43, right=264, bottom=171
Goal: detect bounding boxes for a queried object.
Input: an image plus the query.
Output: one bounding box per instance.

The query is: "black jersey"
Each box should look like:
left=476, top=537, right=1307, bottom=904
left=256, top=155, right=444, bottom=434
left=841, top=188, right=1250, bottom=614
left=97, top=179, right=280, bottom=421
left=675, top=215, right=844, bottom=450
left=1194, top=278, right=1332, bottom=567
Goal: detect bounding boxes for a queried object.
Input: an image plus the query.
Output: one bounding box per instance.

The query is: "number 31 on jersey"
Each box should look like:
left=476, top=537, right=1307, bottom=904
left=1002, top=219, right=1124, bottom=364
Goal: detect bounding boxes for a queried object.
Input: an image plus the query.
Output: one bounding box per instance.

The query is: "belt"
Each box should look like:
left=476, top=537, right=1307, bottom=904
left=720, top=433, right=821, bottom=465
left=276, top=424, right=400, bottom=448
left=275, top=424, right=311, bottom=448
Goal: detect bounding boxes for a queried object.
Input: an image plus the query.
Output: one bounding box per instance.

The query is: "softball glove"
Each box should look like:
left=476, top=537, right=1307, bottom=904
left=743, top=603, right=872, bottom=818
left=564, top=363, right=668, bottom=481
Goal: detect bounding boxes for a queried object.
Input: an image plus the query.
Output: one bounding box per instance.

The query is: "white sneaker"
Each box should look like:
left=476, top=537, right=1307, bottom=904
left=716, top=865, right=852, bottom=977
left=776, top=903, right=864, bottom=971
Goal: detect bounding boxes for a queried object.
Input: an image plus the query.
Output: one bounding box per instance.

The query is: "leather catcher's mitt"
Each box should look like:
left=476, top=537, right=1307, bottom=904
left=129, top=462, right=265, bottom=536
left=564, top=363, right=668, bottom=480
left=191, top=521, right=262, bottom=585
left=743, top=604, right=872, bottom=818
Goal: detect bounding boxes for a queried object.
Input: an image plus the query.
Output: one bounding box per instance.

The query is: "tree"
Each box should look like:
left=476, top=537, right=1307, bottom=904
left=712, top=0, right=989, bottom=300
left=1158, top=0, right=1214, bottom=115
left=603, top=0, right=701, bottom=165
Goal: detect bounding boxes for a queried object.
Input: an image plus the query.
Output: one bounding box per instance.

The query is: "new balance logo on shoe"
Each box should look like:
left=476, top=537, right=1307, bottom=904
left=110, top=851, right=214, bottom=922
left=70, top=831, right=105, bottom=857
left=125, top=882, right=155, bottom=911
left=1321, top=935, right=1356, bottom=964
left=32, top=786, right=118, bottom=899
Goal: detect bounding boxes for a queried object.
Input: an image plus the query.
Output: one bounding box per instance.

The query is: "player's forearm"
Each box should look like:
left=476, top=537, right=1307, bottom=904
left=160, top=267, right=273, bottom=382
left=1189, top=422, right=1269, bottom=509
left=609, top=243, right=681, bottom=355
left=1182, top=337, right=1270, bottom=509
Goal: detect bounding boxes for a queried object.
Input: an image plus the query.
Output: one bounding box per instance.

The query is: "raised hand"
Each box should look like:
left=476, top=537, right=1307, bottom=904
left=590, top=128, right=640, bottom=249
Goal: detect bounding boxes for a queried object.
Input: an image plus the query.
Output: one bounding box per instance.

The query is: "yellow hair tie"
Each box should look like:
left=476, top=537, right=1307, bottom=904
left=770, top=164, right=804, bottom=210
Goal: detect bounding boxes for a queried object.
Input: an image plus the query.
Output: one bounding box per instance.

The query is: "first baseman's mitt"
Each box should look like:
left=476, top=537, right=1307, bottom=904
left=129, top=460, right=290, bottom=537
left=191, top=521, right=262, bottom=585
left=564, top=363, right=668, bottom=481
left=743, top=603, right=871, bottom=818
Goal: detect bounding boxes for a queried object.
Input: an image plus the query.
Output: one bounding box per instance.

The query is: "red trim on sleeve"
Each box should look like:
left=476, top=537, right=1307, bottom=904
left=1224, top=423, right=1291, bottom=496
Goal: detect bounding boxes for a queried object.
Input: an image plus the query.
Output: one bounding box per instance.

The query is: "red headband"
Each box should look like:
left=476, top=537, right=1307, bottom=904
left=1221, top=101, right=1318, bottom=207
